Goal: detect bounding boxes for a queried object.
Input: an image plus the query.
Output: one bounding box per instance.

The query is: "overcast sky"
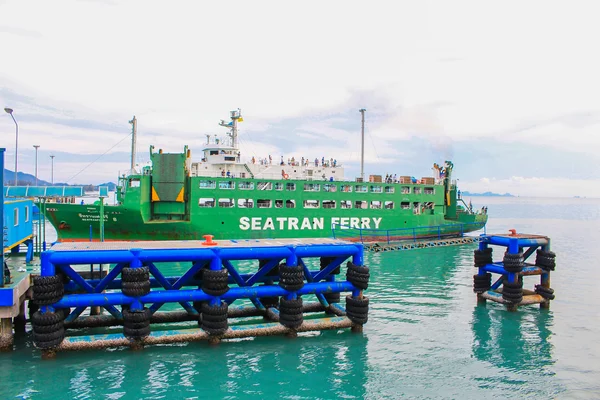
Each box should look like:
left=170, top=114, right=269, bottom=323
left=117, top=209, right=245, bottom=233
left=1, top=0, right=598, bottom=197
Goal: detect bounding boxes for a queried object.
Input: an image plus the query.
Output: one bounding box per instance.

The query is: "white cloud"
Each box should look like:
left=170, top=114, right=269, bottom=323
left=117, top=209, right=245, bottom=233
left=1, top=0, right=599, bottom=195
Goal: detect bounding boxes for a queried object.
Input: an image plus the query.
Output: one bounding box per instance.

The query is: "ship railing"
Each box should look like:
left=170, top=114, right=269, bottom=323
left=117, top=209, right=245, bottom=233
left=331, top=222, right=487, bottom=244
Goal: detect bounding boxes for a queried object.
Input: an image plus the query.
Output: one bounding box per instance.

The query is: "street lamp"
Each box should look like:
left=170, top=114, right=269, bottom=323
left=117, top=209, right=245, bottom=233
left=50, top=155, right=55, bottom=185
left=4, top=107, right=18, bottom=185
left=33, top=145, right=40, bottom=186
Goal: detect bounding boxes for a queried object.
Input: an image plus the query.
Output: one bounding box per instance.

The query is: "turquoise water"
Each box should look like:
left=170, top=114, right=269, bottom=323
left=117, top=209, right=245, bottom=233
left=2, top=196, right=599, bottom=399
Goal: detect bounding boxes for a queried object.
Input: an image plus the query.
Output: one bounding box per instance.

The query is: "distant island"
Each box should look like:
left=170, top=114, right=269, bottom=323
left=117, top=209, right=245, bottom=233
left=461, top=191, right=514, bottom=197
left=3, top=168, right=117, bottom=191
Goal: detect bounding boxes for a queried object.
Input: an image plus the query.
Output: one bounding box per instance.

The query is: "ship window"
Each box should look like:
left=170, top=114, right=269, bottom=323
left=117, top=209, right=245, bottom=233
left=25, top=206, right=29, bottom=222
left=341, top=200, right=352, bottom=209
left=355, top=185, right=367, bottom=193
left=258, top=181, right=272, bottom=191
left=257, top=199, right=272, bottom=208
left=199, top=198, right=215, bottom=208
left=401, top=202, right=410, bottom=210
left=370, top=186, right=382, bottom=193
left=224, top=156, right=236, bottom=161
left=370, top=200, right=382, bottom=209
left=413, top=202, right=421, bottom=214
left=322, top=200, right=336, bottom=209
left=199, top=180, right=216, bottom=189
left=286, top=183, right=296, bottom=191
left=401, top=186, right=410, bottom=194
left=424, top=187, right=435, bottom=194
left=385, top=186, right=395, bottom=194
left=384, top=201, right=395, bottom=209
left=129, top=179, right=141, bottom=188
left=341, top=185, right=352, bottom=193
left=424, top=202, right=435, bottom=210
left=218, top=198, right=234, bottom=208
left=303, top=200, right=319, bottom=208
left=323, top=184, right=337, bottom=192
left=275, top=200, right=283, bottom=208
left=219, top=181, right=235, bottom=189
left=303, top=183, right=320, bottom=192
left=275, top=182, right=283, bottom=191
left=413, top=187, right=421, bottom=194
left=286, top=199, right=296, bottom=208
left=210, top=150, right=219, bottom=155
left=14, top=208, right=18, bottom=226
left=237, top=199, right=254, bottom=208
left=355, top=200, right=367, bottom=209
left=239, top=181, right=255, bottom=190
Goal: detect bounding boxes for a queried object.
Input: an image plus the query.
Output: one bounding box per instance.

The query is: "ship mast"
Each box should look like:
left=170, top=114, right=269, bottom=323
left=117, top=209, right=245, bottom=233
left=129, top=115, right=137, bottom=171
left=219, top=109, right=242, bottom=148
left=359, top=108, right=366, bottom=181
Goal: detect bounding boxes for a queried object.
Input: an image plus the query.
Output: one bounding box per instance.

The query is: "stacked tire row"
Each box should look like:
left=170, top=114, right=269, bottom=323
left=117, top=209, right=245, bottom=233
left=534, top=284, right=555, bottom=300
left=32, top=275, right=66, bottom=349
left=121, top=266, right=151, bottom=340
left=534, top=247, right=556, bottom=300
left=278, top=263, right=305, bottom=328
left=473, top=248, right=493, bottom=293
left=345, top=262, right=370, bottom=325
left=501, top=252, right=524, bottom=304
left=535, top=250, right=556, bottom=271
left=320, top=257, right=341, bottom=305
left=200, top=267, right=229, bottom=335
left=503, top=251, right=524, bottom=273
left=502, top=277, right=523, bottom=304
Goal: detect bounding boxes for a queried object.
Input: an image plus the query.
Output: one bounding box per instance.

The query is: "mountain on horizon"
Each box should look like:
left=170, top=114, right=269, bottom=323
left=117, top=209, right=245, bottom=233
left=3, top=169, right=116, bottom=190
left=461, top=191, right=514, bottom=197
left=3, top=168, right=57, bottom=186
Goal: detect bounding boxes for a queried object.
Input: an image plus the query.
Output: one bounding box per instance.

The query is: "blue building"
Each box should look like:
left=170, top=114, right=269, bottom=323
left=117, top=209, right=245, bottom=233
left=3, top=199, right=34, bottom=255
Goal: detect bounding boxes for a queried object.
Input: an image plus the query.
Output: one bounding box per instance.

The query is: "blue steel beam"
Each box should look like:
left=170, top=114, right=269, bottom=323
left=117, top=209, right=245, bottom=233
left=45, top=245, right=362, bottom=267
left=53, top=281, right=355, bottom=308
left=483, top=236, right=549, bottom=248
left=299, top=259, right=329, bottom=307
left=63, top=269, right=340, bottom=292
left=147, top=263, right=205, bottom=315
left=312, top=256, right=346, bottom=282
left=222, top=259, right=264, bottom=310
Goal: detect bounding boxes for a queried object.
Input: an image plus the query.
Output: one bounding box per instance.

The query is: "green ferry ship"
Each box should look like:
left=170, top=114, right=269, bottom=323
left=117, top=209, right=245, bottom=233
left=42, top=110, right=487, bottom=242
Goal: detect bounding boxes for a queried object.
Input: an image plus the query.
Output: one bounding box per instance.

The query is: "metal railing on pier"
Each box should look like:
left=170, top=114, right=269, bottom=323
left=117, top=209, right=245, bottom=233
left=332, top=222, right=487, bottom=244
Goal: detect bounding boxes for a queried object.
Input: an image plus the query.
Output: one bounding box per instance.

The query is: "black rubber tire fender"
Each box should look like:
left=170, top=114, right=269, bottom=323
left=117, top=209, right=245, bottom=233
left=33, top=321, right=64, bottom=334
left=33, top=327, right=65, bottom=343
left=124, top=325, right=151, bottom=338
left=32, top=311, right=62, bottom=326
left=122, top=307, right=151, bottom=323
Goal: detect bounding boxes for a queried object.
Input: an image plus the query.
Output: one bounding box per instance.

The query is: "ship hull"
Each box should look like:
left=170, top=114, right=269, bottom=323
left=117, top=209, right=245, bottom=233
left=44, top=201, right=486, bottom=242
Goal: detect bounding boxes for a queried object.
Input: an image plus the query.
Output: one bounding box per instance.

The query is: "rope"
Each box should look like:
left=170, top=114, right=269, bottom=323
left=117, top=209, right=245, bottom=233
left=65, top=131, right=132, bottom=184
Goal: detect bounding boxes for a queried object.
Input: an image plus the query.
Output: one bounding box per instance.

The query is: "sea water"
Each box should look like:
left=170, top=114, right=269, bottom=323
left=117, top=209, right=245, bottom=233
left=1, top=196, right=599, bottom=399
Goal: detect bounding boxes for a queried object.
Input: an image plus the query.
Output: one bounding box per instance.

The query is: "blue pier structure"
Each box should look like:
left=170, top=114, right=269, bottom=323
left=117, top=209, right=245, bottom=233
left=473, top=231, right=556, bottom=311
left=30, top=236, right=371, bottom=355
left=1, top=148, right=37, bottom=349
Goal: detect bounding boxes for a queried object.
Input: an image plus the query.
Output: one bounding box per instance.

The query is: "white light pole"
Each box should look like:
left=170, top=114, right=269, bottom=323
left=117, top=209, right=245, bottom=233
left=50, top=155, right=55, bottom=184
left=33, top=145, right=40, bottom=186
left=4, top=107, right=18, bottom=185
left=359, top=108, right=366, bottom=182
